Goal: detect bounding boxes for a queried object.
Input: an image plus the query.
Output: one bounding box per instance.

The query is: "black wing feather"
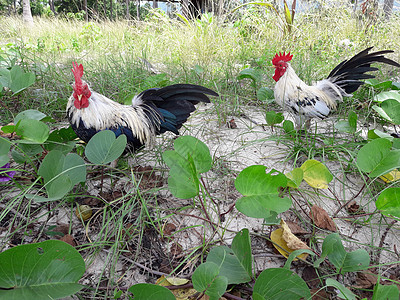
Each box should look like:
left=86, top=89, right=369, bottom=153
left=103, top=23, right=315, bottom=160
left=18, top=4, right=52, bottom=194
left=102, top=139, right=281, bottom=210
left=135, top=83, right=218, bottom=135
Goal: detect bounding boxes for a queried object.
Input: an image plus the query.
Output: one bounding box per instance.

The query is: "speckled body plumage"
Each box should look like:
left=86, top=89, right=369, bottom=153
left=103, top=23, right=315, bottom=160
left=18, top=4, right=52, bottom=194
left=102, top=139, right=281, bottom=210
left=272, top=47, right=400, bottom=127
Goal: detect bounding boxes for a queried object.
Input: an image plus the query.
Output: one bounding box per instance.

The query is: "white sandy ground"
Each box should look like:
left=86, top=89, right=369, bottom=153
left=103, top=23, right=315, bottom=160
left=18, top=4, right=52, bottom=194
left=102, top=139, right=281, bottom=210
left=79, top=104, right=399, bottom=291
left=1, top=103, right=399, bottom=297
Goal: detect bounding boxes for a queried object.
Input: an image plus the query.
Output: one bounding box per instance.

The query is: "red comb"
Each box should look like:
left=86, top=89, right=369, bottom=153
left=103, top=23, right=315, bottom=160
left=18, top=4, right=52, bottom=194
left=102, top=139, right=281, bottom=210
left=272, top=52, right=293, bottom=65
left=71, top=62, right=84, bottom=85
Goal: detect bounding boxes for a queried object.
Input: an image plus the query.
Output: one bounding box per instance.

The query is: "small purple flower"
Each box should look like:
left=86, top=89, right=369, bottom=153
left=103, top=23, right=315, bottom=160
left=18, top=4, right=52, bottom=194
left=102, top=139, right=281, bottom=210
left=0, top=163, right=16, bottom=182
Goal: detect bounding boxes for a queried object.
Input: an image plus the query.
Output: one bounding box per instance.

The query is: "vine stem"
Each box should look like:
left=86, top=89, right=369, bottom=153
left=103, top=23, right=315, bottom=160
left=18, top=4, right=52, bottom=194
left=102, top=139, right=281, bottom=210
left=333, top=182, right=366, bottom=217
left=103, top=248, right=170, bottom=277
left=197, top=188, right=218, bottom=233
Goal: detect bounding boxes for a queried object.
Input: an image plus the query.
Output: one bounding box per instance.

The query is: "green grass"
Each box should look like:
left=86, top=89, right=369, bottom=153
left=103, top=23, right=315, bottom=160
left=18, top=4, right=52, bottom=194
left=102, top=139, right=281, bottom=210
left=1, top=7, right=399, bottom=123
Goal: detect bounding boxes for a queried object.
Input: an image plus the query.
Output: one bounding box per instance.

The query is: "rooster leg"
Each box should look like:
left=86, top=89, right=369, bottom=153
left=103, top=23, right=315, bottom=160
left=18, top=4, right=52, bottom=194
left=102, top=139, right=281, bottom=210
left=305, top=119, right=312, bottom=129
left=294, top=115, right=305, bottom=130
left=294, top=116, right=312, bottom=130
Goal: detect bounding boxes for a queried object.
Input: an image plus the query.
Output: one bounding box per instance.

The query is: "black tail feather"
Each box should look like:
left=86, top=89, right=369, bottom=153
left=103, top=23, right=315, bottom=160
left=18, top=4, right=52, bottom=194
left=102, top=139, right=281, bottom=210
left=136, top=83, right=218, bottom=135
left=327, top=47, right=400, bottom=94
left=138, top=84, right=217, bottom=102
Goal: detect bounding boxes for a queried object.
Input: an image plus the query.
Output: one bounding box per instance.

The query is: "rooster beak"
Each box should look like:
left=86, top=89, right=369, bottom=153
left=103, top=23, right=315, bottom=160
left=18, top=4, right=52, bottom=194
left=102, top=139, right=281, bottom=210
left=77, top=94, right=82, bottom=101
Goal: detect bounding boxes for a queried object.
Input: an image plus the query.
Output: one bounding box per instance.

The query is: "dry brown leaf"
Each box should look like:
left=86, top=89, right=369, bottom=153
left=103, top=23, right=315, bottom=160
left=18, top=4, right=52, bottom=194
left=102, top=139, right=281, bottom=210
left=83, top=196, right=101, bottom=206
left=302, top=266, right=321, bottom=289
left=355, top=271, right=377, bottom=289
left=281, top=219, right=311, bottom=250
left=164, top=223, right=177, bottom=236
left=54, top=224, right=69, bottom=236
left=227, top=118, right=237, bottom=129
left=310, top=288, right=330, bottom=300
left=170, top=242, right=183, bottom=256
left=285, top=220, right=308, bottom=234
left=60, top=234, right=76, bottom=247
left=270, top=227, right=309, bottom=260
left=346, top=200, right=365, bottom=215
left=310, top=205, right=337, bottom=232
left=0, top=123, right=15, bottom=138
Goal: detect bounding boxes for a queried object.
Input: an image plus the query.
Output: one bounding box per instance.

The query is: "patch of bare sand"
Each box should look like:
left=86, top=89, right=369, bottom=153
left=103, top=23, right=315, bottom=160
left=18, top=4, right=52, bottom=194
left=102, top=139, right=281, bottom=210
left=81, top=104, right=399, bottom=288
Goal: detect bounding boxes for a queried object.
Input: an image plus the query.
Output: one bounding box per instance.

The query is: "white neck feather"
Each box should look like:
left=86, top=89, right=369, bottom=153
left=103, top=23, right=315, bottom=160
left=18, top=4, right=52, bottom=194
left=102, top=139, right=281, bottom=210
left=274, top=64, right=307, bottom=107
left=67, top=91, right=160, bottom=146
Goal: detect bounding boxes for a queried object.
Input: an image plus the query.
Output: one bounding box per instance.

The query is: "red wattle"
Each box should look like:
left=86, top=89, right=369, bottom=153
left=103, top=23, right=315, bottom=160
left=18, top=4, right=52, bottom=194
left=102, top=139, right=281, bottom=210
left=273, top=69, right=281, bottom=82
left=74, top=96, right=89, bottom=109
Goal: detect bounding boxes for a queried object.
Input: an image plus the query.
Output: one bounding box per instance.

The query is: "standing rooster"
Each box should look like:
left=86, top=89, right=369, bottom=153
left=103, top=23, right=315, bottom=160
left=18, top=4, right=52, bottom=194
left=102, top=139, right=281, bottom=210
left=67, top=62, right=218, bottom=150
left=272, top=47, right=400, bottom=128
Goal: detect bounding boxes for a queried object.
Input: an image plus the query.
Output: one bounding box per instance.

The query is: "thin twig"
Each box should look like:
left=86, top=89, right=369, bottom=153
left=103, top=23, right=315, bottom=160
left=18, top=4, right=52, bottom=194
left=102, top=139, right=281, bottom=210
left=102, top=249, right=170, bottom=277
left=328, top=187, right=342, bottom=210
left=219, top=203, right=235, bottom=220
left=197, top=191, right=218, bottom=233
left=239, top=112, right=266, bottom=131
left=223, top=292, right=246, bottom=300
left=200, top=177, right=220, bottom=216
left=333, top=183, right=366, bottom=217
left=334, top=212, right=375, bottom=218
left=290, top=192, right=312, bottom=221
left=164, top=283, right=193, bottom=290
left=172, top=211, right=230, bottom=232
left=376, top=219, right=397, bottom=264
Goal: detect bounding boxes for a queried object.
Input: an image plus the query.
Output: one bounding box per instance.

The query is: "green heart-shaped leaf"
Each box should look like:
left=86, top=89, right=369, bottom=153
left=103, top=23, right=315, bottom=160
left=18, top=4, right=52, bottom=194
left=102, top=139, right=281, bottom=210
left=380, top=99, right=400, bottom=124
left=237, top=68, right=261, bottom=83
left=9, top=65, right=36, bottom=95
left=357, top=138, right=400, bottom=178
left=285, top=168, right=304, bottom=188
left=163, top=150, right=199, bottom=199
left=15, top=109, right=47, bottom=123
left=372, top=283, right=399, bottom=300
left=162, top=136, right=211, bottom=199
left=206, top=230, right=253, bottom=286
left=128, top=284, right=175, bottom=300
left=0, top=138, right=11, bottom=166
left=373, top=90, right=400, bottom=103
left=265, top=111, right=284, bottom=126
left=192, top=262, right=228, bottom=300
left=16, top=119, right=49, bottom=144
left=376, top=187, right=400, bottom=220
left=0, top=240, right=85, bottom=299
left=257, top=87, right=274, bottom=101
left=235, top=165, right=291, bottom=218
left=314, top=233, right=370, bottom=274
left=173, top=135, right=212, bottom=174
left=85, top=130, right=127, bottom=164
left=253, top=268, right=310, bottom=300
left=36, top=150, right=86, bottom=201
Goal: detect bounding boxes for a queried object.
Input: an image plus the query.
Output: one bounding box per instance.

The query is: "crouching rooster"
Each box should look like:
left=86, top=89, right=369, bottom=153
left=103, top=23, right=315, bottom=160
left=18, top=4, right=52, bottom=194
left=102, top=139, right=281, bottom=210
left=67, top=62, right=218, bottom=150
left=272, top=47, right=400, bottom=128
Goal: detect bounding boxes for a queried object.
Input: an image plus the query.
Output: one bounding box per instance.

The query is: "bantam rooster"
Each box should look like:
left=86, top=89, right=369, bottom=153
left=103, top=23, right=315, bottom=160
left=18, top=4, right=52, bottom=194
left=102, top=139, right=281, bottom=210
left=272, top=47, right=400, bottom=128
left=67, top=62, right=218, bottom=150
